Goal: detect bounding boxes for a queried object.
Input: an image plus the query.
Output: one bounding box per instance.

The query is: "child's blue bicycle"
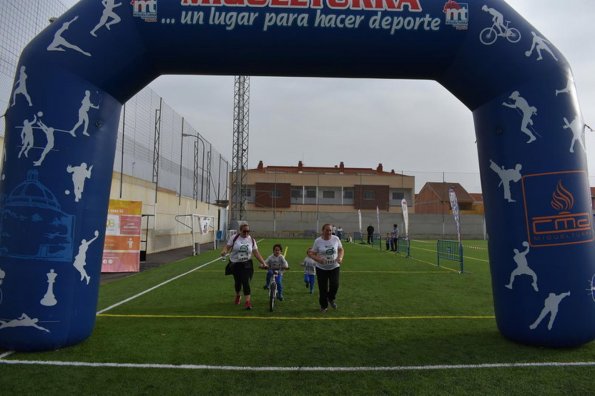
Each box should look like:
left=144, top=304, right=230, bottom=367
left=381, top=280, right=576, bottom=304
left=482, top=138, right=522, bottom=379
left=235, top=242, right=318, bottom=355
left=268, top=269, right=281, bottom=312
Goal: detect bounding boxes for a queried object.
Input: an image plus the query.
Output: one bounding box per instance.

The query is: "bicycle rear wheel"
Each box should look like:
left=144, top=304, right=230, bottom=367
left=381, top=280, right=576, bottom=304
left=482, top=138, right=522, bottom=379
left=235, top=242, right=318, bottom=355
left=479, top=27, right=497, bottom=45
left=269, top=282, right=277, bottom=312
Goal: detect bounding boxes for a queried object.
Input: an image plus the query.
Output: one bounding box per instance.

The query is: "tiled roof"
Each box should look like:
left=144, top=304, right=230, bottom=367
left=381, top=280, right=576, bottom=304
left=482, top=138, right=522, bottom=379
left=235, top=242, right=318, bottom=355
left=422, top=182, right=473, bottom=203
left=248, top=161, right=410, bottom=177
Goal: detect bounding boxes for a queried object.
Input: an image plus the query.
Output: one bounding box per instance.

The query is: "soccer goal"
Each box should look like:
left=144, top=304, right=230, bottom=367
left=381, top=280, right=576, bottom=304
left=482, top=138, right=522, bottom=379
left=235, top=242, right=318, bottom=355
left=174, top=214, right=216, bottom=255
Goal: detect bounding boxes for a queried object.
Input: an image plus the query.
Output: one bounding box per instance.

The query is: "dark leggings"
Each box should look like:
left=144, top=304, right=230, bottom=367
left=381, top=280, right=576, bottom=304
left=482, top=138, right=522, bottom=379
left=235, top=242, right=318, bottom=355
left=316, top=267, right=340, bottom=309
left=232, top=261, right=254, bottom=295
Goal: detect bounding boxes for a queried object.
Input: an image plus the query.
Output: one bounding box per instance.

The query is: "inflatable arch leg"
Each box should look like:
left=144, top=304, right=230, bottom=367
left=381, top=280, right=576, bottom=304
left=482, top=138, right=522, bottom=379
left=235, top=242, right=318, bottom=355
left=0, top=0, right=593, bottom=350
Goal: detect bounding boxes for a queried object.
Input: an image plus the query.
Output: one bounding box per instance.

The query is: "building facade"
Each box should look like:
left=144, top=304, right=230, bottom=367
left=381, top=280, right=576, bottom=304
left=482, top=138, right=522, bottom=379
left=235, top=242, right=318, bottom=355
left=414, top=182, right=479, bottom=214
left=240, top=161, right=415, bottom=214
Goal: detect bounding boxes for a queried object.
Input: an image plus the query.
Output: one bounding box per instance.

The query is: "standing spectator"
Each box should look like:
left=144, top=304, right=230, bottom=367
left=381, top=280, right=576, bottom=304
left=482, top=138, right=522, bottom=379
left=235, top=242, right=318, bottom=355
left=366, top=224, right=374, bottom=244
left=391, top=224, right=399, bottom=252
left=220, top=223, right=267, bottom=310
left=309, top=224, right=344, bottom=312
left=336, top=226, right=343, bottom=240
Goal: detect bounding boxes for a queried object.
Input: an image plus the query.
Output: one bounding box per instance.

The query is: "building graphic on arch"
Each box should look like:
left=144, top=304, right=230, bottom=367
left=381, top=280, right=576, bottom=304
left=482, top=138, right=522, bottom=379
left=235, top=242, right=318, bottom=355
left=0, top=170, right=74, bottom=261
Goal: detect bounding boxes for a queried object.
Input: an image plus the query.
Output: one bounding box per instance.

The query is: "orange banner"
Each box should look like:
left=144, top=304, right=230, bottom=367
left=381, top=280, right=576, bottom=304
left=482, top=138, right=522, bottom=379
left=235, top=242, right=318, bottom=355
left=101, top=200, right=142, bottom=273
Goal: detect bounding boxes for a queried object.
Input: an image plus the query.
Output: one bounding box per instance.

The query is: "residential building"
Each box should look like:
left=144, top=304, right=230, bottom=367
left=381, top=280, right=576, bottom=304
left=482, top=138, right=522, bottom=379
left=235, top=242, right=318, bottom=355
left=414, top=182, right=476, bottom=214
left=239, top=161, right=415, bottom=213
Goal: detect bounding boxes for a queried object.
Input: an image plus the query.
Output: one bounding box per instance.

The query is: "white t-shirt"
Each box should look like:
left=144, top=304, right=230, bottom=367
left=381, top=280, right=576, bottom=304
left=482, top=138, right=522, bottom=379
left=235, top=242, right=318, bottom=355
left=311, top=235, right=343, bottom=271
left=227, top=235, right=256, bottom=263
left=302, top=257, right=317, bottom=275
left=265, top=254, right=289, bottom=272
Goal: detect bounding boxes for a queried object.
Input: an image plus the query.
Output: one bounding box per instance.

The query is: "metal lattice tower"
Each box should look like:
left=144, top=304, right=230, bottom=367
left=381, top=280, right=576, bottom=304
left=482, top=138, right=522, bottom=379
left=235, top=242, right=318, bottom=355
left=230, top=76, right=250, bottom=228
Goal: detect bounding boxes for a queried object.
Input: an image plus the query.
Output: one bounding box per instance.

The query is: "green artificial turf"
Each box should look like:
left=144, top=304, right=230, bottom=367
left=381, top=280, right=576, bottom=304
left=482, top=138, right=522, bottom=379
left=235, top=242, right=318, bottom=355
left=1, top=239, right=593, bottom=395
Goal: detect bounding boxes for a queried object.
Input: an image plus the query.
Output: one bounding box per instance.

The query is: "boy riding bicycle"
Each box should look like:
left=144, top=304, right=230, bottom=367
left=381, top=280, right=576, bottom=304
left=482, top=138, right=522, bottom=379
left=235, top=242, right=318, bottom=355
left=263, top=244, right=289, bottom=301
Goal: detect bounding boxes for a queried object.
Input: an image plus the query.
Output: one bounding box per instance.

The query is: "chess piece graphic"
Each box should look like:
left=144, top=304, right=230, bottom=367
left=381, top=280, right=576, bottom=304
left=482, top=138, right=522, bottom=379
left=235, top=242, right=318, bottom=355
left=40, top=269, right=58, bottom=307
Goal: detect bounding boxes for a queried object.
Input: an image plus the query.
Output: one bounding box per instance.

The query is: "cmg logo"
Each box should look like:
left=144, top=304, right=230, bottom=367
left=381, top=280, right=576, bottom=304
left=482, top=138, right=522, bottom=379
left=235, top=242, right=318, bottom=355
left=522, top=171, right=594, bottom=247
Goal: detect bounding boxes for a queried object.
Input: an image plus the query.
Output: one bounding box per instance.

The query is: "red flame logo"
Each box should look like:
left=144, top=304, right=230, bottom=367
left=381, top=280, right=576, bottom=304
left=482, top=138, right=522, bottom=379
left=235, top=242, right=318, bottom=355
left=550, top=180, right=574, bottom=212
left=443, top=0, right=462, bottom=11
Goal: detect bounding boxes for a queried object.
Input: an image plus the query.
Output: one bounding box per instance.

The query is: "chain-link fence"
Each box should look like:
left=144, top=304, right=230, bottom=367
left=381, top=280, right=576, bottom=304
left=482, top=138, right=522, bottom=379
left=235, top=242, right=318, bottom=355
left=1, top=0, right=230, bottom=204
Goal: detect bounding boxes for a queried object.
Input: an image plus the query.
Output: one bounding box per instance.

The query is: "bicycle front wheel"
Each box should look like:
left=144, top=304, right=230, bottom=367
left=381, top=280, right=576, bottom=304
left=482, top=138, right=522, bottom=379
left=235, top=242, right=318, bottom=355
left=506, top=28, right=521, bottom=43
left=269, top=282, right=277, bottom=312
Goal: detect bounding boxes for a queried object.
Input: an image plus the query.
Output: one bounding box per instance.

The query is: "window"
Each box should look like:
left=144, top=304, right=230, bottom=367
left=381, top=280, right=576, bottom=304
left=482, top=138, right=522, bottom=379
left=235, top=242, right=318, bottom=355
left=392, top=192, right=404, bottom=200
left=322, top=190, right=335, bottom=199
left=291, top=188, right=302, bottom=198
left=363, top=190, right=375, bottom=200
left=305, top=187, right=316, bottom=198
left=242, top=188, right=251, bottom=197
left=343, top=189, right=353, bottom=199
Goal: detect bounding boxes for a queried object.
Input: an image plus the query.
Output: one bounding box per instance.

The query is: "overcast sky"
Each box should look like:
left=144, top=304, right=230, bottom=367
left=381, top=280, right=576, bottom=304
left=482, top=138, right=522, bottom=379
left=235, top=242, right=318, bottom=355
left=62, top=0, right=595, bottom=190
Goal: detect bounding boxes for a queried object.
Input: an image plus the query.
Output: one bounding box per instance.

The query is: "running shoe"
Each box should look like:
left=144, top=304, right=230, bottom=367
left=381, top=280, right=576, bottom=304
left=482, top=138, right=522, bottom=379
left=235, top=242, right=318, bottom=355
left=245, top=301, right=252, bottom=310
left=234, top=295, right=241, bottom=305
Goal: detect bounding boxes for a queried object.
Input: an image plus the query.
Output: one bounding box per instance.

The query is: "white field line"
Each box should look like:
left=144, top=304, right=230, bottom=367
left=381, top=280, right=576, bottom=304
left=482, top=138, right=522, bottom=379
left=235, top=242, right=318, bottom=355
left=1, top=359, right=594, bottom=372
left=0, top=351, right=14, bottom=359
left=96, top=257, right=220, bottom=315
left=97, top=239, right=268, bottom=315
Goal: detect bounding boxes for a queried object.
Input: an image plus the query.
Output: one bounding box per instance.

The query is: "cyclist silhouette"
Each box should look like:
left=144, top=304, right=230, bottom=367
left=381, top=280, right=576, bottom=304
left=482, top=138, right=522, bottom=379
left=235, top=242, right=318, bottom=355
left=482, top=5, right=505, bottom=33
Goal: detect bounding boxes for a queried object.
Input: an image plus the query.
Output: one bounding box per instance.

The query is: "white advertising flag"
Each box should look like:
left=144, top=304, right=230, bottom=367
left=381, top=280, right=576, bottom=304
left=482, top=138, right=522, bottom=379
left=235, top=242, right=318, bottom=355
left=358, top=209, right=362, bottom=235
left=448, top=187, right=462, bottom=243
left=401, top=198, right=409, bottom=239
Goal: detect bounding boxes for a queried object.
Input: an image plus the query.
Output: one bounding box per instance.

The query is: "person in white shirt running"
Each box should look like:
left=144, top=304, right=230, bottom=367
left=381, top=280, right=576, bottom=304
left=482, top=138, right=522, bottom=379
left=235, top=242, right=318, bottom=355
left=220, top=223, right=266, bottom=310
left=309, top=224, right=344, bottom=312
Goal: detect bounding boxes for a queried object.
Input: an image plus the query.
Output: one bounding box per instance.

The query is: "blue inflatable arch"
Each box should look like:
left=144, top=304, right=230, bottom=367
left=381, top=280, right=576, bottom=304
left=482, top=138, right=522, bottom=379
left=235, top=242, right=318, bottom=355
left=1, top=0, right=594, bottom=350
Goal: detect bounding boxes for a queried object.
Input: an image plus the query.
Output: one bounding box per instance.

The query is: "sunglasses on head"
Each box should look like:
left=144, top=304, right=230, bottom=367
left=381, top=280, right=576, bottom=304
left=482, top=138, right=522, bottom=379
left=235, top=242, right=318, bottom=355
left=242, top=229, right=250, bottom=233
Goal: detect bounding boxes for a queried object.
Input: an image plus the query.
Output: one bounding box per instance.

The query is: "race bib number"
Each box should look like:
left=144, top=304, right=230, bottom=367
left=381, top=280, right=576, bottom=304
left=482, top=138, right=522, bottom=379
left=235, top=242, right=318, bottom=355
left=238, top=244, right=250, bottom=261
left=325, top=247, right=336, bottom=265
